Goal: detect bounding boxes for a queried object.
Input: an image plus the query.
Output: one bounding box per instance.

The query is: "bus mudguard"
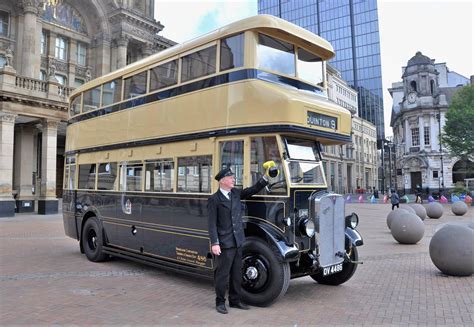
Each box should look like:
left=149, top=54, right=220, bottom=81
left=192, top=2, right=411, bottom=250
left=244, top=218, right=299, bottom=262
left=345, top=227, right=363, bottom=247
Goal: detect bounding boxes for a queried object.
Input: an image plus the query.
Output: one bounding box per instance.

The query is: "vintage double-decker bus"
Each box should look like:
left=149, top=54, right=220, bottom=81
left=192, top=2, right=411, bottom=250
left=63, top=15, right=363, bottom=306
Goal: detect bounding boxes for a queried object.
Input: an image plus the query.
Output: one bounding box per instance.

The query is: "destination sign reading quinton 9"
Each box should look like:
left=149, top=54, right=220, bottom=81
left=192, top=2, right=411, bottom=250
left=307, top=111, right=338, bottom=130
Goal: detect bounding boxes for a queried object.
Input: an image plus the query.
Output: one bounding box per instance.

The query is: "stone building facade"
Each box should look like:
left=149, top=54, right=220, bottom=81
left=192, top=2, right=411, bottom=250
left=325, top=65, right=378, bottom=194
left=388, top=52, right=471, bottom=195
left=0, top=0, right=175, bottom=217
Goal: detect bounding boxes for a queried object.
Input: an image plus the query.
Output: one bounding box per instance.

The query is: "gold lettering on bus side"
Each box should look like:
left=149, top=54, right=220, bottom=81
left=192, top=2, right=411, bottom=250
left=175, top=247, right=207, bottom=266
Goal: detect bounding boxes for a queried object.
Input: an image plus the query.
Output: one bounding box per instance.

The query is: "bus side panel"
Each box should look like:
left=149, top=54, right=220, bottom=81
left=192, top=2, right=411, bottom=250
left=62, top=190, right=78, bottom=239
left=141, top=195, right=212, bottom=269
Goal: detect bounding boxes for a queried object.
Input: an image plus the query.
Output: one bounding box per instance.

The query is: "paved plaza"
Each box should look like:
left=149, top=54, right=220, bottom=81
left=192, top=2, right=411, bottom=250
left=0, top=203, right=473, bottom=326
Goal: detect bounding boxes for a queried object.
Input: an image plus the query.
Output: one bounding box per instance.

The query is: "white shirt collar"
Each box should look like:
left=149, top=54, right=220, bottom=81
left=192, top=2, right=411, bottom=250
left=219, top=188, right=231, bottom=199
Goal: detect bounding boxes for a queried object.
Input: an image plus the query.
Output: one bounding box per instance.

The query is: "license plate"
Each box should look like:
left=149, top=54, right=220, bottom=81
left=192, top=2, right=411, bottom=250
left=322, top=263, right=343, bottom=276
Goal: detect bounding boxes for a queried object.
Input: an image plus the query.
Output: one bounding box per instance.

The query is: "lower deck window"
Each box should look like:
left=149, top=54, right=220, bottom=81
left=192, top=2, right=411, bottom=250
left=120, top=162, right=143, bottom=192
left=145, top=159, right=174, bottom=192
left=97, top=163, right=118, bottom=190
left=177, top=156, right=212, bottom=193
left=78, top=164, right=96, bottom=189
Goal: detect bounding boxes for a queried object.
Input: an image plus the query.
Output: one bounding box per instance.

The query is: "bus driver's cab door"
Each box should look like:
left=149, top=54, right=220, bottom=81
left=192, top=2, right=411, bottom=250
left=218, top=139, right=245, bottom=189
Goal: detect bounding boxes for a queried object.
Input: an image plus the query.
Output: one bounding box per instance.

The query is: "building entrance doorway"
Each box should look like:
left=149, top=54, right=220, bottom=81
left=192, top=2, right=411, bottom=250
left=410, top=172, right=422, bottom=193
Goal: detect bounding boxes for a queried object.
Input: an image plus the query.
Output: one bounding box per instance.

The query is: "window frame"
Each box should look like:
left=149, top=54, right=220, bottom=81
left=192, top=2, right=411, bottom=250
left=0, top=10, right=9, bottom=37
left=179, top=41, right=218, bottom=83
left=55, top=36, right=68, bottom=61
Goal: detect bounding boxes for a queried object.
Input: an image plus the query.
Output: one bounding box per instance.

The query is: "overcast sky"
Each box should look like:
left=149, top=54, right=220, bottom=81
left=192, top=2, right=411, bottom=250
left=155, top=0, right=473, bottom=136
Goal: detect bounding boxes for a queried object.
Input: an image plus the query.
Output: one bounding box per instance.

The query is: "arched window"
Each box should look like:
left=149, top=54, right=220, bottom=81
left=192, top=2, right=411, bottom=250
left=430, top=80, right=435, bottom=94
left=410, top=81, right=417, bottom=92
left=452, top=160, right=474, bottom=184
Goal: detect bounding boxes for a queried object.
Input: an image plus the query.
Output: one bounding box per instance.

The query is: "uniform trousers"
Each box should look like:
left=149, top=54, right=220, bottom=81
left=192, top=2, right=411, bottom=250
left=214, top=246, right=242, bottom=305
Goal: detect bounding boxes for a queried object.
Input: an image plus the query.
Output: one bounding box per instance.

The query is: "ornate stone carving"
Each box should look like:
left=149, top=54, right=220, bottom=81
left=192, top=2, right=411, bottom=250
left=85, top=68, right=92, bottom=82
left=21, top=0, right=39, bottom=15
left=40, top=119, right=60, bottom=130
left=5, top=48, right=13, bottom=67
left=115, top=35, right=129, bottom=48
left=75, top=65, right=88, bottom=78
left=0, top=112, right=17, bottom=123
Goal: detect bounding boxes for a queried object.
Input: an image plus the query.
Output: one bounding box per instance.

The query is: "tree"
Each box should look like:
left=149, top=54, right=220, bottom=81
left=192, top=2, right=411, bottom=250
left=441, top=84, right=474, bottom=159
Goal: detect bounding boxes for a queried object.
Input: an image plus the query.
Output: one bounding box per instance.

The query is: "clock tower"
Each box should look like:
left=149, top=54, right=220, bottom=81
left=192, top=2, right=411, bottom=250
left=402, top=51, right=439, bottom=107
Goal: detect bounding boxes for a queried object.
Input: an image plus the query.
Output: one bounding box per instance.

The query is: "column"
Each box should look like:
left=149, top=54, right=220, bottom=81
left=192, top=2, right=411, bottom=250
left=13, top=126, right=35, bottom=213
left=38, top=119, right=59, bottom=214
left=20, top=1, right=39, bottom=78
left=404, top=119, right=410, bottom=152
left=116, top=36, right=129, bottom=69
left=419, top=116, right=424, bottom=146
left=0, top=112, right=17, bottom=217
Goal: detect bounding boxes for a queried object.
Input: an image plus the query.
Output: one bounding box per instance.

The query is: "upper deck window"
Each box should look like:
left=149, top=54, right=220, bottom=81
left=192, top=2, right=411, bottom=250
left=70, top=94, right=81, bottom=116
left=83, top=86, right=101, bottom=113
left=181, top=45, right=217, bottom=82
left=297, top=48, right=323, bottom=87
left=257, top=34, right=295, bottom=76
left=102, top=78, right=122, bottom=106
left=220, top=33, right=244, bottom=71
left=124, top=71, right=147, bottom=99
left=149, top=60, right=178, bottom=91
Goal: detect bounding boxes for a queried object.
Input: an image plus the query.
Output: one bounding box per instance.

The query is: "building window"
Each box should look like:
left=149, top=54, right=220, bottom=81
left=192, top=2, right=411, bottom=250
left=39, top=70, right=47, bottom=81
left=411, top=128, right=419, bottom=146
left=410, top=81, right=417, bottom=92
left=424, top=127, right=430, bottom=145
left=433, top=170, right=438, bottom=178
left=0, top=11, right=9, bottom=37
left=55, top=74, right=67, bottom=85
left=55, top=36, right=68, bottom=60
left=430, top=80, right=435, bottom=94
left=77, top=42, right=86, bottom=66
left=41, top=30, right=47, bottom=55
left=0, top=55, right=6, bottom=68
left=74, top=78, right=84, bottom=88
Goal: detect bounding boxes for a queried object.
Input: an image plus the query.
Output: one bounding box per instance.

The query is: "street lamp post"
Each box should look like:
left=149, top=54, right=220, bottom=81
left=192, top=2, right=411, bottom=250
left=436, top=110, right=445, bottom=194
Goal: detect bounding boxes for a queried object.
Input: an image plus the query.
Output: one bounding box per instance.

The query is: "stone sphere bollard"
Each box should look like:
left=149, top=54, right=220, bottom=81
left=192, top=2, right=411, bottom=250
left=451, top=201, right=468, bottom=216
left=386, top=208, right=409, bottom=229
left=409, top=203, right=427, bottom=220
left=401, top=205, right=416, bottom=215
left=429, top=224, right=474, bottom=276
left=390, top=212, right=425, bottom=244
left=426, top=202, right=443, bottom=219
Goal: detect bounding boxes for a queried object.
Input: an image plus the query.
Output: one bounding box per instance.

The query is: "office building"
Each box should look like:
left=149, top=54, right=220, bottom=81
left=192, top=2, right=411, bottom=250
left=258, top=0, right=385, bottom=144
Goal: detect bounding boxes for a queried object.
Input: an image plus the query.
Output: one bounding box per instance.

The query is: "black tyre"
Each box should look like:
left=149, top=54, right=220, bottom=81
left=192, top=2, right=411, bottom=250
left=310, top=246, right=358, bottom=285
left=82, top=217, right=108, bottom=262
left=241, top=237, right=290, bottom=307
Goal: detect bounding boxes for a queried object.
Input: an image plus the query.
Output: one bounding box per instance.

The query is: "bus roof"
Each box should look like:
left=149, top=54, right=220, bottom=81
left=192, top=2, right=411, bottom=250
left=71, top=15, right=334, bottom=97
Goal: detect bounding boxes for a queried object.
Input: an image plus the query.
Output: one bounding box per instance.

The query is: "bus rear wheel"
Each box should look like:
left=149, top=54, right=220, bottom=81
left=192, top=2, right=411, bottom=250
left=240, top=237, right=290, bottom=307
left=82, top=217, right=108, bottom=262
left=310, top=246, right=358, bottom=285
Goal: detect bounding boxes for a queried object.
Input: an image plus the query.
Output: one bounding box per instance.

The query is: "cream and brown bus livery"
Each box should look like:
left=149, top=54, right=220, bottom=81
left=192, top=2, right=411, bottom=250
left=63, top=15, right=363, bottom=307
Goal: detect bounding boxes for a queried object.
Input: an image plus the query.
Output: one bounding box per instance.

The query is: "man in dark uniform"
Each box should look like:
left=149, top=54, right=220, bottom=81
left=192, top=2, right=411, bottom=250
left=207, top=165, right=271, bottom=314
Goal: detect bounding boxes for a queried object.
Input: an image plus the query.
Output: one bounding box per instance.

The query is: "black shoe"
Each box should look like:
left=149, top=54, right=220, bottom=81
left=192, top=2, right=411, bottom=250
left=229, top=302, right=249, bottom=310
left=216, top=304, right=228, bottom=314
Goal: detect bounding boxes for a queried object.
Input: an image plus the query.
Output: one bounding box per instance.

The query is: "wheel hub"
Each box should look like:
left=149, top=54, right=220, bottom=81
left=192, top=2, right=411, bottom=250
left=245, top=266, right=258, bottom=280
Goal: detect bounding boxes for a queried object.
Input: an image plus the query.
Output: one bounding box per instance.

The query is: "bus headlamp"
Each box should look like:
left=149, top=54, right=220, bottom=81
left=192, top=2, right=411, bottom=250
left=345, top=212, right=359, bottom=229
left=299, top=218, right=315, bottom=238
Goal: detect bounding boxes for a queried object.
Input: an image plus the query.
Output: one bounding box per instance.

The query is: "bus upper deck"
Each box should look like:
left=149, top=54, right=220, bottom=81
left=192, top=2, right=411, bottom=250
left=65, top=15, right=351, bottom=155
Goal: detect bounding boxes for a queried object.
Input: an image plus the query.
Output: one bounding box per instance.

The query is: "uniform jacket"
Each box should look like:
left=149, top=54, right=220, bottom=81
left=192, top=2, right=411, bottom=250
left=207, top=178, right=268, bottom=248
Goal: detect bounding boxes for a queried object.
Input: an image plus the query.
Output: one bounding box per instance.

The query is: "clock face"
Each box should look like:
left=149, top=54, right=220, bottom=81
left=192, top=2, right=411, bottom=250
left=407, top=92, right=417, bottom=104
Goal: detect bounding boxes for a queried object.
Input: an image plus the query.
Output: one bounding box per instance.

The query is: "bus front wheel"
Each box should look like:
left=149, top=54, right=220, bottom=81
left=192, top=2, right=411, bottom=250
left=241, top=237, right=290, bottom=307
left=310, top=246, right=358, bottom=285
left=82, top=217, right=108, bottom=262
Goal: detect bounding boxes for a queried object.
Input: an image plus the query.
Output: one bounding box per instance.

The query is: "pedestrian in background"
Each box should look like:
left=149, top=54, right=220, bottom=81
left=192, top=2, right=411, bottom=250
left=390, top=189, right=400, bottom=210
